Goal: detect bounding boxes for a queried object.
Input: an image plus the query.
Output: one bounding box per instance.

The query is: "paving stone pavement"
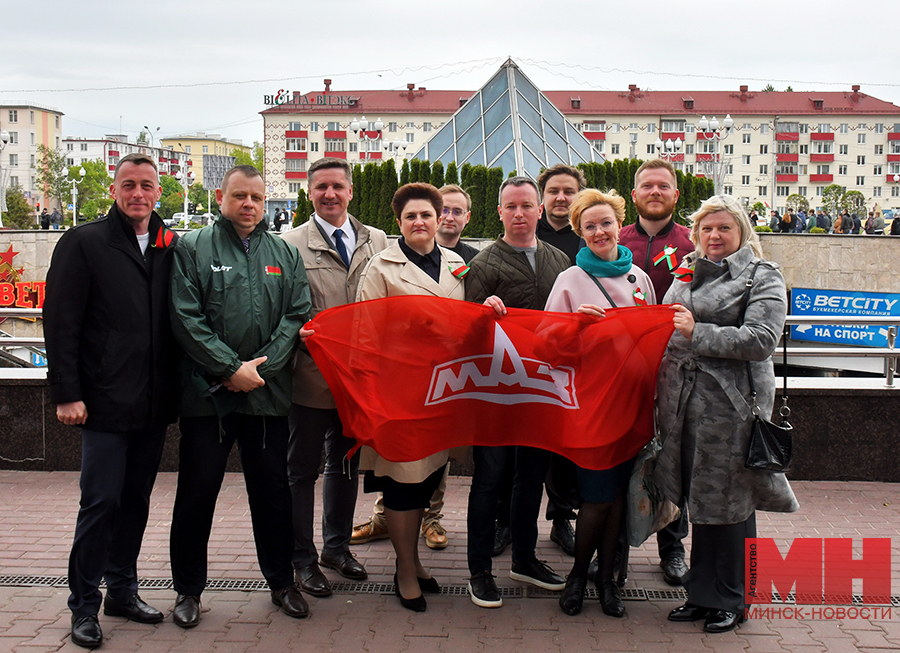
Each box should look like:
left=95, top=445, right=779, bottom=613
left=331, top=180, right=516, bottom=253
left=0, top=471, right=897, bottom=651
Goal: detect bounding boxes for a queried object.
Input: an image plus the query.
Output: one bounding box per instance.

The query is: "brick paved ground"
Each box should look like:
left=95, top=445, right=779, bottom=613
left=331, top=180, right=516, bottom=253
left=0, top=471, right=897, bottom=652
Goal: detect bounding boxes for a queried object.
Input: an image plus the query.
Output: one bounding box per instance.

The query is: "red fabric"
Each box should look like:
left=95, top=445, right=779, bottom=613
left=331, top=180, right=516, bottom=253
left=306, top=296, right=674, bottom=471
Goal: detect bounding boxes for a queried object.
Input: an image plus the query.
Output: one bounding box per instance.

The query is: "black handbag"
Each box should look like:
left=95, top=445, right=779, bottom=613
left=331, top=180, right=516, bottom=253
left=738, top=262, right=794, bottom=472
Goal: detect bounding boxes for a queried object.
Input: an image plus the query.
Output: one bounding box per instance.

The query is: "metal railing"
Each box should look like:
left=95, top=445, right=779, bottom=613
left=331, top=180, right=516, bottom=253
left=2, top=309, right=899, bottom=386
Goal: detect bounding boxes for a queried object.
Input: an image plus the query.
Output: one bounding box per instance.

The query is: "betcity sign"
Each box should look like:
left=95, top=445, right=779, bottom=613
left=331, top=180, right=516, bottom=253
left=263, top=89, right=358, bottom=107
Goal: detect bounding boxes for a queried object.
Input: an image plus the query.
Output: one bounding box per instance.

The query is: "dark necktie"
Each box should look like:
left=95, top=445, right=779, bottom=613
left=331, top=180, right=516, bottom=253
left=333, top=228, right=351, bottom=268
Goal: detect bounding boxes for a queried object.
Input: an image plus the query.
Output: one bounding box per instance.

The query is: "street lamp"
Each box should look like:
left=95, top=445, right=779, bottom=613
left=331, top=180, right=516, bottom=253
left=142, top=125, right=160, bottom=149
left=696, top=114, right=733, bottom=195
left=654, top=136, right=683, bottom=160
left=384, top=138, right=408, bottom=178
left=64, top=166, right=86, bottom=226
left=349, top=116, right=383, bottom=161
left=175, top=168, right=196, bottom=228
left=0, top=129, right=9, bottom=228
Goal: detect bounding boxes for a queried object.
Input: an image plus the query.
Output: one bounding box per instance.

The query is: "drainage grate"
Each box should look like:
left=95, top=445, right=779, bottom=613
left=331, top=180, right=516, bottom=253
left=0, top=575, right=63, bottom=587
left=204, top=579, right=269, bottom=591
left=644, top=588, right=689, bottom=601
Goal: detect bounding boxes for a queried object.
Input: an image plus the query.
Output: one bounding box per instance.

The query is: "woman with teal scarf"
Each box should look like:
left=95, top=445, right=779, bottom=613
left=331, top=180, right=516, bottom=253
left=545, top=189, right=657, bottom=619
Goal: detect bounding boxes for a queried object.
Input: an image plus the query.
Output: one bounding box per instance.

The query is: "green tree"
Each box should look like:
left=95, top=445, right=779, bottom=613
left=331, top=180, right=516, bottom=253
left=430, top=161, right=445, bottom=188
left=843, top=190, right=866, bottom=216
left=752, top=201, right=767, bottom=216
left=418, top=160, right=432, bottom=184
left=348, top=164, right=363, bottom=218
left=409, top=159, right=421, bottom=183
left=70, top=159, right=114, bottom=221
left=467, top=166, right=488, bottom=237
left=822, top=184, right=847, bottom=218
left=399, top=159, right=410, bottom=185
left=380, top=160, right=399, bottom=233
left=36, top=145, right=69, bottom=214
left=3, top=186, right=36, bottom=229
left=231, top=142, right=265, bottom=176
left=445, top=161, right=458, bottom=186
left=785, top=193, right=809, bottom=214
left=763, top=84, right=776, bottom=92
left=483, top=167, right=505, bottom=239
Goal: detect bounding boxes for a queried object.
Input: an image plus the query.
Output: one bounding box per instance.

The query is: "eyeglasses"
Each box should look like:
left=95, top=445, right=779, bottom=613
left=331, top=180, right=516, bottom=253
left=441, top=207, right=468, bottom=218
left=581, top=222, right=616, bottom=235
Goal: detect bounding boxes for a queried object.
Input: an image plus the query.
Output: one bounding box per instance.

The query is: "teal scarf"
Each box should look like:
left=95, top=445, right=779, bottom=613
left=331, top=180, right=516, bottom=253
left=576, top=245, right=633, bottom=278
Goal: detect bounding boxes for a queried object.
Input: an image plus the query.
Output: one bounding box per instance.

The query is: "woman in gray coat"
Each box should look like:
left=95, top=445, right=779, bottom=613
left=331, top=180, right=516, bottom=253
left=653, top=195, right=799, bottom=634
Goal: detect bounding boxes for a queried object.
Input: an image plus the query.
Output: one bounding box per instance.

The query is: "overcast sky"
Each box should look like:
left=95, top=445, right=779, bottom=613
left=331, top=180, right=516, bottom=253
left=3, top=0, right=897, bottom=148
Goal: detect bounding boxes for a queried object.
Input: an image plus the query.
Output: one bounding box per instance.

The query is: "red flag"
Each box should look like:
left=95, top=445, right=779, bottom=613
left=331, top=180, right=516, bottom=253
left=306, top=296, right=674, bottom=471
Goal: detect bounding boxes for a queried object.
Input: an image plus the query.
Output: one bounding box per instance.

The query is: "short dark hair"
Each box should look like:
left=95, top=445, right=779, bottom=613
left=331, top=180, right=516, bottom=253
left=537, top=164, right=586, bottom=195
left=391, top=183, right=443, bottom=219
left=438, top=184, right=471, bottom=211
left=308, top=158, right=353, bottom=185
left=114, top=153, right=158, bottom=180
left=498, top=176, right=540, bottom=205
left=633, top=158, right=678, bottom=188
left=221, top=164, right=262, bottom=191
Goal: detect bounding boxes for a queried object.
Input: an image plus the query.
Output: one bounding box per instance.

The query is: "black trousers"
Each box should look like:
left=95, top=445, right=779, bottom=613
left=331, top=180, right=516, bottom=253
left=170, top=414, right=294, bottom=596
left=657, top=498, right=689, bottom=560
left=68, top=425, right=166, bottom=617
left=684, top=513, right=757, bottom=613
left=544, top=453, right=580, bottom=521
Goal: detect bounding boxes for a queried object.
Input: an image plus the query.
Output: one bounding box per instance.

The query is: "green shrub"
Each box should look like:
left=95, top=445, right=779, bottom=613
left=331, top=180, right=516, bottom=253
left=755, top=226, right=773, bottom=233
left=810, top=227, right=826, bottom=233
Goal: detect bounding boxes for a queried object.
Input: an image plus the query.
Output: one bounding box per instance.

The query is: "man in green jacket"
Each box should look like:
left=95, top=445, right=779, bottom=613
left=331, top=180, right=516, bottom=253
left=168, top=165, right=312, bottom=627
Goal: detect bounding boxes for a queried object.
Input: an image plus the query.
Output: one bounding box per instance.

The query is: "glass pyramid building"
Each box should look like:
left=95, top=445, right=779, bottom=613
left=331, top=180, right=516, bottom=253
left=413, top=59, right=604, bottom=178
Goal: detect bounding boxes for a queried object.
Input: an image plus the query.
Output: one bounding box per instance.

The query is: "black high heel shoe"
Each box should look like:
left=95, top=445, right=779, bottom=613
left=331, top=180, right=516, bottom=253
left=417, top=576, right=441, bottom=594
left=394, top=573, right=427, bottom=612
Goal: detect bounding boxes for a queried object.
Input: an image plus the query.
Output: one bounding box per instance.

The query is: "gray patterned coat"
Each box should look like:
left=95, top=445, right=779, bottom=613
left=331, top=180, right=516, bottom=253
left=652, top=245, right=799, bottom=525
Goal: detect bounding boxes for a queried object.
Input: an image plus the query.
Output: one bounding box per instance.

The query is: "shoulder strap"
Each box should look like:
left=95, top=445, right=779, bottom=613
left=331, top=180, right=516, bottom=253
left=583, top=269, right=617, bottom=308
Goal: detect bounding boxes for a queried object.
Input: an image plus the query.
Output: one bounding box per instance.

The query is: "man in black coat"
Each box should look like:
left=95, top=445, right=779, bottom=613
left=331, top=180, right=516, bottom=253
left=44, top=153, right=179, bottom=649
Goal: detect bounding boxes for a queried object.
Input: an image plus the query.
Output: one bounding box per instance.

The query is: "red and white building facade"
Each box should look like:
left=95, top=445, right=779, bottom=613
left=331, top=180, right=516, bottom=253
left=62, top=135, right=190, bottom=178
left=262, top=79, right=900, bottom=214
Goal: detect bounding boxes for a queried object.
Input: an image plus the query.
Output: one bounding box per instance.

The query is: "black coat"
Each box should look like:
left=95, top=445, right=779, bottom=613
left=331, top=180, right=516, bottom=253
left=44, top=204, right=179, bottom=432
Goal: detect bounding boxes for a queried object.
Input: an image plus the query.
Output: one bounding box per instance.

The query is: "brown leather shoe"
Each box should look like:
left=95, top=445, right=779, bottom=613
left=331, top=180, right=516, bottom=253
left=271, top=584, right=309, bottom=619
left=172, top=594, right=201, bottom=629
left=295, top=562, right=332, bottom=597
left=320, top=551, right=368, bottom=580
left=422, top=520, right=449, bottom=550
left=350, top=517, right=389, bottom=544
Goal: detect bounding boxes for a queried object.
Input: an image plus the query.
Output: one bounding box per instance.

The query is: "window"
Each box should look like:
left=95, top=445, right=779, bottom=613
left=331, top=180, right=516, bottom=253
left=8, top=154, right=18, bottom=166
left=288, top=182, right=302, bottom=193
left=800, top=124, right=809, bottom=134
left=858, top=133, right=866, bottom=144
left=583, top=122, right=604, bottom=132
left=423, top=122, right=432, bottom=132
left=799, top=165, right=808, bottom=175
left=29, top=111, right=34, bottom=124
left=875, top=123, right=884, bottom=134
left=743, top=133, right=751, bottom=144
left=647, top=144, right=656, bottom=154
left=285, top=159, right=307, bottom=172
left=857, top=155, right=866, bottom=165
left=858, top=123, right=867, bottom=130
left=289, top=122, right=303, bottom=130
left=66, top=143, right=73, bottom=151
left=685, top=144, right=694, bottom=154
left=697, top=140, right=716, bottom=154
left=776, top=186, right=789, bottom=197
left=685, top=164, right=694, bottom=174
left=629, top=123, right=639, bottom=130
left=8, top=110, right=17, bottom=123
left=348, top=142, right=358, bottom=153
left=741, top=155, right=751, bottom=165
left=310, top=122, right=318, bottom=132
left=874, top=145, right=884, bottom=155
left=839, top=144, right=849, bottom=155
left=285, top=138, right=307, bottom=151
left=893, top=186, right=900, bottom=197
left=891, top=142, right=900, bottom=155
left=742, top=123, right=752, bottom=130
left=309, top=142, right=319, bottom=152
left=724, top=186, right=733, bottom=195
left=797, top=186, right=807, bottom=196
left=760, top=124, right=770, bottom=135
left=672, top=162, right=684, bottom=172
left=592, top=141, right=605, bottom=154
left=819, top=124, right=832, bottom=133
left=817, top=186, right=825, bottom=197
left=607, top=123, right=621, bottom=134
left=388, top=122, right=397, bottom=132
left=30, top=133, right=35, bottom=145
left=742, top=175, right=750, bottom=185
left=724, top=144, right=734, bottom=154
left=873, top=187, right=882, bottom=197
left=610, top=144, right=620, bottom=155
left=812, top=142, right=834, bottom=154
left=80, top=143, right=87, bottom=151
left=30, top=154, right=34, bottom=167
left=760, top=145, right=768, bottom=154
left=726, top=164, right=733, bottom=174
left=800, top=144, right=809, bottom=154
left=777, top=163, right=796, bottom=175
left=406, top=122, right=414, bottom=129
left=890, top=162, right=900, bottom=175
left=839, top=165, right=848, bottom=175
left=327, top=122, right=340, bottom=131
left=817, top=165, right=831, bottom=174
left=758, top=186, right=768, bottom=196
left=777, top=142, right=797, bottom=154
left=406, top=133, right=415, bottom=143
left=839, top=124, right=849, bottom=134
left=647, top=123, right=656, bottom=133
left=856, top=176, right=865, bottom=186
left=759, top=164, right=768, bottom=175
left=202, top=146, right=208, bottom=153
left=324, top=139, right=345, bottom=152
left=184, top=145, right=191, bottom=153
left=7, top=132, right=17, bottom=144
left=685, top=124, right=696, bottom=134
left=9, top=175, right=18, bottom=187
left=874, top=165, right=882, bottom=175
left=662, top=120, right=686, bottom=132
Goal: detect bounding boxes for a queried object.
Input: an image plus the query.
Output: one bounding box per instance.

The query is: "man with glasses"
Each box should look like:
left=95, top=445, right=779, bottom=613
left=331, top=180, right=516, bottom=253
left=436, top=184, right=480, bottom=263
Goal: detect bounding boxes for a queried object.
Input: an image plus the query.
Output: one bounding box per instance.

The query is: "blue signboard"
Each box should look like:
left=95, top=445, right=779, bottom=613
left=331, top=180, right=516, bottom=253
left=790, top=287, right=900, bottom=347
left=31, top=351, right=48, bottom=367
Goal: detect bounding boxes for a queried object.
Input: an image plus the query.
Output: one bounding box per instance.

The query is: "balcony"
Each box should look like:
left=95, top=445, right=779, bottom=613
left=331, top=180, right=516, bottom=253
left=809, top=174, right=833, bottom=183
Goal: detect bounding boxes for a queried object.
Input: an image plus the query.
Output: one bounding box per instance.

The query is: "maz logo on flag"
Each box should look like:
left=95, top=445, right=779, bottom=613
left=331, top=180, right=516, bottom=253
left=425, top=323, right=577, bottom=408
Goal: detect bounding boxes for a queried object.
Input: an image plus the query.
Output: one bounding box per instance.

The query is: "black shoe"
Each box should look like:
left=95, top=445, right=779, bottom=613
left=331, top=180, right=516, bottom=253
left=510, top=558, right=565, bottom=591
left=586, top=556, right=598, bottom=581
left=103, top=593, right=164, bottom=624
left=704, top=610, right=743, bottom=633
left=492, top=523, right=511, bottom=557
left=295, top=562, right=332, bottom=597
left=660, top=557, right=688, bottom=586
left=558, top=576, right=586, bottom=616
left=393, top=573, right=426, bottom=612
left=598, top=579, right=625, bottom=618
left=172, top=594, right=201, bottom=629
left=417, top=576, right=441, bottom=594
left=271, top=584, right=309, bottom=619
left=468, top=570, right=502, bottom=608
left=71, top=614, right=102, bottom=649
left=320, top=551, right=368, bottom=580
left=668, top=603, right=710, bottom=622
left=550, top=519, right=576, bottom=557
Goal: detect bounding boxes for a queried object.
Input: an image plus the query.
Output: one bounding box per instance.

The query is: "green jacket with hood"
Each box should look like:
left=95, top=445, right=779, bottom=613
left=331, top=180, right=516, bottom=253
left=170, top=216, right=311, bottom=417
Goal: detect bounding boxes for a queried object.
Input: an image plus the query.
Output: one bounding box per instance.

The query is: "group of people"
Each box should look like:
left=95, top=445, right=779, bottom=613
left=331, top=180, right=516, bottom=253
left=769, top=207, right=894, bottom=234
left=43, top=154, right=797, bottom=649
left=39, top=207, right=62, bottom=229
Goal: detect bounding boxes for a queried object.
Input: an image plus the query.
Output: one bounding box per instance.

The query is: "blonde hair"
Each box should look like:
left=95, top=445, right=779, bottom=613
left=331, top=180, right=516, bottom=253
left=568, top=189, right=626, bottom=237
left=687, top=195, right=762, bottom=260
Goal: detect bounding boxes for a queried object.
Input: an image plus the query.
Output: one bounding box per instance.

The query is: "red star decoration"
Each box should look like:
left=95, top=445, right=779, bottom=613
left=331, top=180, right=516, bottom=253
left=0, top=245, right=18, bottom=267
left=16, top=268, right=25, bottom=277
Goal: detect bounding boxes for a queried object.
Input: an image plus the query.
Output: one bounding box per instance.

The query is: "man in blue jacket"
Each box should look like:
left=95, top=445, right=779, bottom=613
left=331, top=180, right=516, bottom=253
left=168, top=165, right=312, bottom=627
